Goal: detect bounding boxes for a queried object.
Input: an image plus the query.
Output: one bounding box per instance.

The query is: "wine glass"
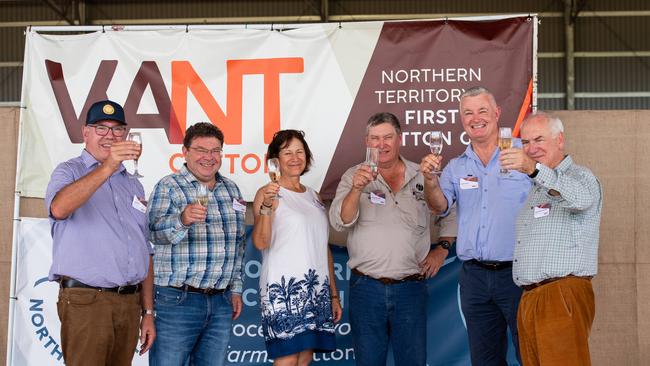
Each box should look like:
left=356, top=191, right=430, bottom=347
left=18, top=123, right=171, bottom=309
left=365, top=147, right=379, bottom=180
left=195, top=183, right=209, bottom=227
left=498, top=127, right=513, bottom=175
left=127, top=132, right=144, bottom=178
left=428, top=131, right=443, bottom=175
left=267, top=158, right=282, bottom=199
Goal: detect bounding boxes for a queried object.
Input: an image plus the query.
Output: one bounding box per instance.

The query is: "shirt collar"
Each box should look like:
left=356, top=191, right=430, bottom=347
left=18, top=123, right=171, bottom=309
left=554, top=155, right=573, bottom=172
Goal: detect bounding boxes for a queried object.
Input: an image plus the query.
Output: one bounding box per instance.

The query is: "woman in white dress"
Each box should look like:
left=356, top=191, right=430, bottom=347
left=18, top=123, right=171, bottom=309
left=252, top=130, right=342, bottom=366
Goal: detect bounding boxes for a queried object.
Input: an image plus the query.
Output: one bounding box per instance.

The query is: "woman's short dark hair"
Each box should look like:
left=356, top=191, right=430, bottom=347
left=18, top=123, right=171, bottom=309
left=183, top=122, right=224, bottom=148
left=266, top=129, right=313, bottom=175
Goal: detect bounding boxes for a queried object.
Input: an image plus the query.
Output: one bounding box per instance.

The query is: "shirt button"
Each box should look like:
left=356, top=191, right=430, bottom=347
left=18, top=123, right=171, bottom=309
left=483, top=206, right=486, bottom=209
left=483, top=189, right=487, bottom=192
left=395, top=201, right=398, bottom=205
left=514, top=259, right=518, bottom=262
left=481, top=225, right=485, bottom=228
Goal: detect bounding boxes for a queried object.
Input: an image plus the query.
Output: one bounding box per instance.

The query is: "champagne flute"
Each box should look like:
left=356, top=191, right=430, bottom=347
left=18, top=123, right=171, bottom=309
left=428, top=131, right=443, bottom=175
left=267, top=158, right=282, bottom=199
left=498, top=127, right=513, bottom=175
left=365, top=147, right=379, bottom=180
left=127, top=132, right=144, bottom=178
left=196, top=183, right=209, bottom=227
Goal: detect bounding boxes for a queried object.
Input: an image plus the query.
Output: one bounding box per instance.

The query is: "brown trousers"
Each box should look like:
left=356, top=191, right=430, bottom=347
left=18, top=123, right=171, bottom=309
left=57, top=288, right=142, bottom=366
left=517, top=276, right=595, bottom=366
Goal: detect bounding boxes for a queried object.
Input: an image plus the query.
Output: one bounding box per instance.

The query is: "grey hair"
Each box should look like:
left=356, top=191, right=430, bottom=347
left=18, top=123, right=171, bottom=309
left=522, top=112, right=565, bottom=137
left=365, top=112, right=402, bottom=135
left=459, top=86, right=498, bottom=110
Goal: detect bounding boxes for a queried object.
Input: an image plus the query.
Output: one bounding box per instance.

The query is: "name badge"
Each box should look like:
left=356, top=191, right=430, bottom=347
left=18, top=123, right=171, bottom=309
left=232, top=198, right=247, bottom=213
left=132, top=195, right=147, bottom=213
left=370, top=190, right=386, bottom=205
left=460, top=177, right=479, bottom=190
left=533, top=203, right=550, bottom=218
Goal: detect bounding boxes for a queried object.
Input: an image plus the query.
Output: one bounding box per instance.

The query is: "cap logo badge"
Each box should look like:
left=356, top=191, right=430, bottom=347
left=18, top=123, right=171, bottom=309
left=102, top=104, right=115, bottom=115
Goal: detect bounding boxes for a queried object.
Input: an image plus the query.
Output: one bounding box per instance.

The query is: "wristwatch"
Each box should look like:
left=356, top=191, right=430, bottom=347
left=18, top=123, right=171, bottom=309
left=142, top=309, right=156, bottom=317
left=437, top=240, right=451, bottom=250
left=528, top=162, right=541, bottom=178
left=260, top=205, right=273, bottom=216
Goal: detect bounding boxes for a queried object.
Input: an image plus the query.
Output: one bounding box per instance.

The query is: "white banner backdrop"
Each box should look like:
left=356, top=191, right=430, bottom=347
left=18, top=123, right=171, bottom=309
left=18, top=23, right=382, bottom=200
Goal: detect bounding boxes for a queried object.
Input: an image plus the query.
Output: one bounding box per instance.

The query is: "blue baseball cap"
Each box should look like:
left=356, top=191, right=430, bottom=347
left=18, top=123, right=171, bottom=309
left=86, top=100, right=127, bottom=125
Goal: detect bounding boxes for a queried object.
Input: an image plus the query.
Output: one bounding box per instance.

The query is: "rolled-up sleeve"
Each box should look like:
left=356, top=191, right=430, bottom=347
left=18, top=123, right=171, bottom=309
left=328, top=167, right=359, bottom=231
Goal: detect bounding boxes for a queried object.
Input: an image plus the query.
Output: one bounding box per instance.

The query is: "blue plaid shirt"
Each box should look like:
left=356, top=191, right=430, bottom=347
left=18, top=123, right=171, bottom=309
left=147, top=165, right=246, bottom=293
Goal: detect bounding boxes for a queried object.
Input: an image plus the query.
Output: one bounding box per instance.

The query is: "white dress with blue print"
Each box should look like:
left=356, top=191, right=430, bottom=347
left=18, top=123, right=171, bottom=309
left=259, top=186, right=336, bottom=358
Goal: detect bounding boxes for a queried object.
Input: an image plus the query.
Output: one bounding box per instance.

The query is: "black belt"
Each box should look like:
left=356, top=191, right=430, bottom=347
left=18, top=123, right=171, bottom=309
left=60, top=278, right=140, bottom=294
left=352, top=268, right=424, bottom=285
left=522, top=275, right=593, bottom=291
left=170, top=284, right=227, bottom=296
left=468, top=259, right=513, bottom=271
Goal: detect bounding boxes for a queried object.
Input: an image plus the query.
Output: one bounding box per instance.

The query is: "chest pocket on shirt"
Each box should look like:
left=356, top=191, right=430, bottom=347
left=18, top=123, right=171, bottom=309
left=499, top=175, right=530, bottom=204
left=358, top=191, right=378, bottom=224
left=453, top=180, right=481, bottom=207
left=400, top=199, right=430, bottom=233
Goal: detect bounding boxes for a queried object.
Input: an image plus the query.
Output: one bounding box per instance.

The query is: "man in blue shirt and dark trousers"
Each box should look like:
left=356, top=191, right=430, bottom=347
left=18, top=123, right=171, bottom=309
left=422, top=86, right=532, bottom=365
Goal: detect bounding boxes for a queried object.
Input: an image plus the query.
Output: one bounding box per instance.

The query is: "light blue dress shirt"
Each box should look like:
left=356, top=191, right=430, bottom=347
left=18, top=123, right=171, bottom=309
left=439, top=141, right=532, bottom=262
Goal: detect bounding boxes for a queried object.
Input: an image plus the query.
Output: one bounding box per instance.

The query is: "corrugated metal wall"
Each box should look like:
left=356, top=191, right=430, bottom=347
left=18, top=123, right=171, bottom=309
left=0, top=0, right=648, bottom=110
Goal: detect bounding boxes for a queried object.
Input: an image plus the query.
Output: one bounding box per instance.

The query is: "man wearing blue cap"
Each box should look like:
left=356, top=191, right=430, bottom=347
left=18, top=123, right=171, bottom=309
left=45, top=100, right=156, bottom=365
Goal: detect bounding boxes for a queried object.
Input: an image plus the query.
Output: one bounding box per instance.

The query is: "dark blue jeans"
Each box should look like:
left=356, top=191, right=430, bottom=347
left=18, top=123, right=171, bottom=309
left=349, top=273, right=427, bottom=366
left=460, top=261, right=522, bottom=366
left=149, top=285, right=232, bottom=366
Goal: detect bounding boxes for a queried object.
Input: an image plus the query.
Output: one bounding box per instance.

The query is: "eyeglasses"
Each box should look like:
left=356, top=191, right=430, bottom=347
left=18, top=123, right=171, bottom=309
left=189, top=147, right=223, bottom=155
left=88, top=124, right=127, bottom=137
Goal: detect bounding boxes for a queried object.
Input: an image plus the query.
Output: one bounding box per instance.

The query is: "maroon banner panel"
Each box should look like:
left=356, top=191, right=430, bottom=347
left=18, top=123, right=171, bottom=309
left=321, top=17, right=534, bottom=199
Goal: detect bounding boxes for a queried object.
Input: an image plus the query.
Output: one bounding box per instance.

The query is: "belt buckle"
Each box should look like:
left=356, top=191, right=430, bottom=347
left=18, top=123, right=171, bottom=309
left=116, top=286, right=127, bottom=294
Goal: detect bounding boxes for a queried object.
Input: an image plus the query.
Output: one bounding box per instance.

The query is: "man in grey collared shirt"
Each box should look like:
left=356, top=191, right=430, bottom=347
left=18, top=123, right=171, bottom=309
left=500, top=112, right=602, bottom=365
left=329, top=112, right=456, bottom=366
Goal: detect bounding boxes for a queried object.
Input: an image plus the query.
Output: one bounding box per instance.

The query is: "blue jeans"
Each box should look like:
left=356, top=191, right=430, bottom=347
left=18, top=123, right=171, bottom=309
left=149, top=285, right=232, bottom=366
left=460, top=261, right=522, bottom=366
left=349, top=273, right=427, bottom=366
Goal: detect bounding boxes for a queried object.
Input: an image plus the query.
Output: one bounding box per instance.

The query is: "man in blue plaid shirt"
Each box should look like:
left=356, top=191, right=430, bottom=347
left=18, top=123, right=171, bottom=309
left=147, top=122, right=246, bottom=366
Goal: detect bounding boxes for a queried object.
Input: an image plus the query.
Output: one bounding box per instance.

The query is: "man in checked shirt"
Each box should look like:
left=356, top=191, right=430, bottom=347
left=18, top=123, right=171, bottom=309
left=500, top=112, right=603, bottom=366
left=147, top=122, right=246, bottom=366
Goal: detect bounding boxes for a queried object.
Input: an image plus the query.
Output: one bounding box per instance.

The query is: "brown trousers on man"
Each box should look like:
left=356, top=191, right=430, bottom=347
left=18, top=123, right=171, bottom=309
left=57, top=288, right=142, bottom=366
left=517, top=276, right=595, bottom=366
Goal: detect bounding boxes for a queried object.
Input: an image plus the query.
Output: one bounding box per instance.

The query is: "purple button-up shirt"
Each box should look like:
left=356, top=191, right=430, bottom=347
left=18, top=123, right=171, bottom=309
left=45, top=150, right=152, bottom=287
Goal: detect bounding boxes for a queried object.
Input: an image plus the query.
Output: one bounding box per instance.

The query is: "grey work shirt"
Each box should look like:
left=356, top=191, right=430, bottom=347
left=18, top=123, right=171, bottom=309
left=329, top=157, right=457, bottom=280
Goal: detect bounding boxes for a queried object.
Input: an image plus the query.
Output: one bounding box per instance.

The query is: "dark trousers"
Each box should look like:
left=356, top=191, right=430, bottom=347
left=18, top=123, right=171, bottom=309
left=460, top=260, right=523, bottom=366
left=57, top=287, right=141, bottom=366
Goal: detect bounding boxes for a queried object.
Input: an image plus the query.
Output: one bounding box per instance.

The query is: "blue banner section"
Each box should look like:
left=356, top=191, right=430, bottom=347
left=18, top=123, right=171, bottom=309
left=228, top=226, right=519, bottom=365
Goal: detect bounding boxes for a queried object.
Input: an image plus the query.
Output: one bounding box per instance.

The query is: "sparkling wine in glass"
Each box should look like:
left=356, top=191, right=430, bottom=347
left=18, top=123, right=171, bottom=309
left=365, top=147, right=379, bottom=180
left=267, top=158, right=282, bottom=199
left=195, top=183, right=209, bottom=226
left=429, top=131, right=443, bottom=175
left=498, top=127, right=513, bottom=175
left=196, top=184, right=209, bottom=207
left=127, top=132, right=144, bottom=178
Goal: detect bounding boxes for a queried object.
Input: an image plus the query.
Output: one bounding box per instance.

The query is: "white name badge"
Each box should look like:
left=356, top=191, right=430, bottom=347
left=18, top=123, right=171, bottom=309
left=232, top=198, right=247, bottom=213
left=132, top=195, right=147, bottom=213
left=370, top=190, right=386, bottom=205
left=460, top=177, right=479, bottom=190
left=533, top=204, right=550, bottom=218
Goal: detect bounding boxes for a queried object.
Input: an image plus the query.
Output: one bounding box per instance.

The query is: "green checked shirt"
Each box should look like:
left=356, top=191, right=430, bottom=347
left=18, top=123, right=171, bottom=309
left=513, top=156, right=603, bottom=287
left=147, top=165, right=246, bottom=293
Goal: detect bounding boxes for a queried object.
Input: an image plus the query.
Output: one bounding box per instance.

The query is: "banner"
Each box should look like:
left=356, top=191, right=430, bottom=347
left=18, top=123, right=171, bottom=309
left=13, top=16, right=533, bottom=365
left=18, top=16, right=535, bottom=201
left=11, top=219, right=519, bottom=365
